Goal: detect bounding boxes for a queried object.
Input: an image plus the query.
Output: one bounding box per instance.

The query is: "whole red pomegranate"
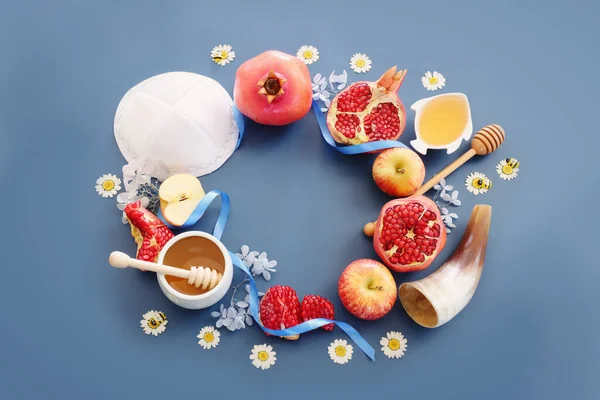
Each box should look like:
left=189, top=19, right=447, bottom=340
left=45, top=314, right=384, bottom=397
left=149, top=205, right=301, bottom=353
left=233, top=50, right=312, bottom=126
left=326, top=66, right=407, bottom=145
left=372, top=196, right=446, bottom=272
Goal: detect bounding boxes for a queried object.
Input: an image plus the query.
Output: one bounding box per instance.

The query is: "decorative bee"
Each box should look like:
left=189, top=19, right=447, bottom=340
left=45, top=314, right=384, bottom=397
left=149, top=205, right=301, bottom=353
left=148, top=316, right=162, bottom=329
left=497, top=157, right=520, bottom=180
left=465, top=172, right=492, bottom=195
left=211, top=45, right=235, bottom=66
left=212, top=52, right=226, bottom=64
left=158, top=311, right=167, bottom=322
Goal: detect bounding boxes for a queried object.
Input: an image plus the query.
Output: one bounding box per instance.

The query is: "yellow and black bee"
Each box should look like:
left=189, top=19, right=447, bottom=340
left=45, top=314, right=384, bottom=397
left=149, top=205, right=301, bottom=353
left=465, top=172, right=492, bottom=195
left=212, top=52, right=226, bottom=64
left=158, top=311, right=167, bottom=322
left=497, top=157, right=520, bottom=180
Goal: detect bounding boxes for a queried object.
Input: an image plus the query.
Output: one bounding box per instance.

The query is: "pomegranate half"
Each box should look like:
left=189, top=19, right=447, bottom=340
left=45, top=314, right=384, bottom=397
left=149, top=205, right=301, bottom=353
left=326, top=66, right=407, bottom=145
left=233, top=50, right=312, bottom=126
left=372, top=196, right=446, bottom=272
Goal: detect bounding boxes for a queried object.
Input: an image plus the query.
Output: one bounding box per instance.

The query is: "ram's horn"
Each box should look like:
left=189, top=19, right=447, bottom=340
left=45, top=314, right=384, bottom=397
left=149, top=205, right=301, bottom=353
left=398, top=204, right=492, bottom=328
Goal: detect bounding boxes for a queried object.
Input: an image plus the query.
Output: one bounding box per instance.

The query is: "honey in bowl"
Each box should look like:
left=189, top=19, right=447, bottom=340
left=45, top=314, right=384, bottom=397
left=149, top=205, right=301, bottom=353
left=162, top=236, right=225, bottom=296
left=410, top=93, right=473, bottom=155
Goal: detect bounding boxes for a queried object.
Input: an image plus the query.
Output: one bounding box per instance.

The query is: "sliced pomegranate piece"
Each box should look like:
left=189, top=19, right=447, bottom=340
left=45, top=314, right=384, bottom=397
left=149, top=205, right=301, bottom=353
left=326, top=66, right=407, bottom=146
left=124, top=200, right=174, bottom=265
left=259, top=285, right=302, bottom=340
left=373, top=196, right=446, bottom=272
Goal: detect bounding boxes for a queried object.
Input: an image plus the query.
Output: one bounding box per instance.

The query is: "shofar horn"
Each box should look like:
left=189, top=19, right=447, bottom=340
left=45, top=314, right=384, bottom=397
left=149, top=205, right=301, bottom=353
left=398, top=204, right=492, bottom=328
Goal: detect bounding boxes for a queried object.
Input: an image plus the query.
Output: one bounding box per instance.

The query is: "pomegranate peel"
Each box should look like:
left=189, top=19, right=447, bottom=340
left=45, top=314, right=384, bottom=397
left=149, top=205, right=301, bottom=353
left=124, top=200, right=175, bottom=265
left=373, top=196, right=446, bottom=272
left=326, top=66, right=407, bottom=146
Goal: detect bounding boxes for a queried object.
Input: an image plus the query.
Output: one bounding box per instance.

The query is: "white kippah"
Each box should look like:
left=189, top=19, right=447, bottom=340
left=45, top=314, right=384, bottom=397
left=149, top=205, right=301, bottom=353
left=114, top=71, right=239, bottom=181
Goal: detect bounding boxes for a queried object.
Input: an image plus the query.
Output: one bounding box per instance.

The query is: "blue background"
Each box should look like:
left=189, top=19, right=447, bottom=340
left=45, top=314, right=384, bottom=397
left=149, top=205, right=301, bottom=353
left=1, top=0, right=598, bottom=398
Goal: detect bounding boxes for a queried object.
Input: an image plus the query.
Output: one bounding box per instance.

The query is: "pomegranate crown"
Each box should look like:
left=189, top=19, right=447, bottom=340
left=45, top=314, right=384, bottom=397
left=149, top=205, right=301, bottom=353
left=257, top=70, right=287, bottom=104
left=377, top=66, right=407, bottom=93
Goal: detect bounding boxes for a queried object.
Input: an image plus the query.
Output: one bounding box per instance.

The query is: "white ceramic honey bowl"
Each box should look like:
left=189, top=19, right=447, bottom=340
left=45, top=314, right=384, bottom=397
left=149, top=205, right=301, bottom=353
left=156, top=230, right=233, bottom=310
left=410, top=92, right=473, bottom=155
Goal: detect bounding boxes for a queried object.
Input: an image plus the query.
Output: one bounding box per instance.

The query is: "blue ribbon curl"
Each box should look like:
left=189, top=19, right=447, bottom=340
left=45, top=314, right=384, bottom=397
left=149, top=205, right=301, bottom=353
left=233, top=104, right=245, bottom=150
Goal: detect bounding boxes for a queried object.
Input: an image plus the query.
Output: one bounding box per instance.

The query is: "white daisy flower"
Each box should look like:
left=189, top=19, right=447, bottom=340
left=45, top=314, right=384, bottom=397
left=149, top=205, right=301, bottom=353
left=249, top=344, right=277, bottom=370
left=349, top=53, right=372, bottom=73
left=197, top=326, right=220, bottom=349
left=421, top=71, right=446, bottom=91
left=95, top=174, right=121, bottom=198
left=211, top=44, right=236, bottom=66
left=465, top=172, right=492, bottom=195
left=380, top=331, right=408, bottom=359
left=297, top=45, right=320, bottom=64
left=328, top=339, right=353, bottom=364
left=496, top=158, right=520, bottom=180
left=140, top=310, right=167, bottom=336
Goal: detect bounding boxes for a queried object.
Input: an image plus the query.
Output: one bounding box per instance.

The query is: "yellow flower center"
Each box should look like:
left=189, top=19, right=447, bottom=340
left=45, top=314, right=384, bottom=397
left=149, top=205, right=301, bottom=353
left=257, top=351, right=269, bottom=362
left=388, top=338, right=401, bottom=351
left=221, top=50, right=228, bottom=58
left=302, top=50, right=313, bottom=59
left=355, top=59, right=366, bottom=68
left=148, top=317, right=161, bottom=329
left=335, top=346, right=347, bottom=357
left=429, top=77, right=439, bottom=85
left=502, top=165, right=513, bottom=174
left=102, top=180, right=115, bottom=191
left=203, top=332, right=214, bottom=342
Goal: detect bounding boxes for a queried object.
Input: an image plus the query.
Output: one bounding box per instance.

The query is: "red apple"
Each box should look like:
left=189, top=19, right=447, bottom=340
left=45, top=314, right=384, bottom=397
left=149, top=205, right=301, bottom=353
left=372, top=148, right=425, bottom=197
left=338, top=259, right=397, bottom=320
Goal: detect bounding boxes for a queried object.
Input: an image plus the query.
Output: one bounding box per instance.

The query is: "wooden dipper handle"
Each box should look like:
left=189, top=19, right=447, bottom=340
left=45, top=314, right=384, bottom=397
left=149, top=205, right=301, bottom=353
left=108, top=251, right=222, bottom=290
left=415, top=124, right=505, bottom=196
left=363, top=125, right=505, bottom=237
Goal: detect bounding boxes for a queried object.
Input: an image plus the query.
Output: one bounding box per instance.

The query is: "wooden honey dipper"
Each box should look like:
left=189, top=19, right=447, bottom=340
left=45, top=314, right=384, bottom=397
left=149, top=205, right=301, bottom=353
left=364, top=124, right=505, bottom=237
left=108, top=251, right=223, bottom=290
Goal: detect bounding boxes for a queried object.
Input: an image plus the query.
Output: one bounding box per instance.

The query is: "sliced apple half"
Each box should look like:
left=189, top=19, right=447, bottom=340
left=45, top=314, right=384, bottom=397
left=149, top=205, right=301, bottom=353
left=159, top=174, right=205, bottom=226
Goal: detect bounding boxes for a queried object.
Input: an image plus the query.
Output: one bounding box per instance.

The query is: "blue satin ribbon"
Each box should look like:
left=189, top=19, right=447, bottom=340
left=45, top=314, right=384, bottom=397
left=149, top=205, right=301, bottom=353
left=229, top=251, right=376, bottom=361
left=233, top=104, right=245, bottom=150
left=156, top=184, right=376, bottom=360
left=158, top=190, right=229, bottom=240
left=312, top=99, right=408, bottom=154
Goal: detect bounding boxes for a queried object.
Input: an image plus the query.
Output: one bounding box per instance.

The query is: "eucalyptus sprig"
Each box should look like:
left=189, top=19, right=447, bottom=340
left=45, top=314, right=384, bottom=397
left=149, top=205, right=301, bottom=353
left=432, top=178, right=461, bottom=234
